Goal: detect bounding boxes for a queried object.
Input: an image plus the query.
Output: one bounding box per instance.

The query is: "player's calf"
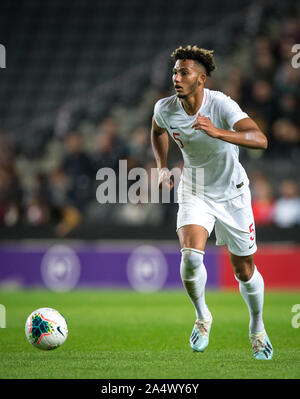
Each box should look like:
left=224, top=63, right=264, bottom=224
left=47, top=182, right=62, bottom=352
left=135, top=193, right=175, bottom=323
left=180, top=248, right=211, bottom=321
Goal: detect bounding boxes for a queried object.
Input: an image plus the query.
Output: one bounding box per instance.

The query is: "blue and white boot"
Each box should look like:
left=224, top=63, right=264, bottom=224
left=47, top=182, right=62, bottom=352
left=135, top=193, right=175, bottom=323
left=250, top=331, right=273, bottom=360
left=190, top=315, right=213, bottom=352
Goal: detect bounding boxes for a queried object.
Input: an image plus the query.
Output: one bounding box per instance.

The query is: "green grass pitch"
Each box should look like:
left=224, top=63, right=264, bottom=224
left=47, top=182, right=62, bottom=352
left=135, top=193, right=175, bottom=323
left=0, top=289, right=300, bottom=379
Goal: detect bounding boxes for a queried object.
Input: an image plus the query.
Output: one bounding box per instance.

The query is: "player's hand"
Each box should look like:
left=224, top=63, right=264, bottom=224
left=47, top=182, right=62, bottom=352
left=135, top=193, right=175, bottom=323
left=192, top=113, right=220, bottom=138
left=158, top=168, right=174, bottom=191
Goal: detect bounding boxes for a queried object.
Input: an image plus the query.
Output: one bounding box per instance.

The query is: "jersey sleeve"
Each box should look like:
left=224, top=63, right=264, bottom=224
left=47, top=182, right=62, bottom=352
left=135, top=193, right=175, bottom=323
left=153, top=100, right=167, bottom=129
left=218, top=94, right=249, bottom=130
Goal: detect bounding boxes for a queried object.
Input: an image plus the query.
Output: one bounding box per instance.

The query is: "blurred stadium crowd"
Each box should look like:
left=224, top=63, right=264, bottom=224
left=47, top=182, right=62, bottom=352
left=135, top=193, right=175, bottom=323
left=0, top=1, right=299, bottom=237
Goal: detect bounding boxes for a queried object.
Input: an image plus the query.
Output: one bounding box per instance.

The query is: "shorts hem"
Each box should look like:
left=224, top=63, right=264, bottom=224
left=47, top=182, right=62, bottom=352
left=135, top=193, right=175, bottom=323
left=227, top=246, right=257, bottom=257
left=176, top=222, right=211, bottom=237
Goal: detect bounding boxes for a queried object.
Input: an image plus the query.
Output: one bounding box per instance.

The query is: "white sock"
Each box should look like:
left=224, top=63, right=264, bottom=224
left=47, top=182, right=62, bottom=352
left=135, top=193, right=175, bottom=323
left=236, top=266, right=265, bottom=334
left=180, top=248, right=211, bottom=320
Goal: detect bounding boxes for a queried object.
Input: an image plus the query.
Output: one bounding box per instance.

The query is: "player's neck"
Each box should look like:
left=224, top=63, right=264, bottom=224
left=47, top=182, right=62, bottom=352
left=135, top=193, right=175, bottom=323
left=180, top=88, right=204, bottom=116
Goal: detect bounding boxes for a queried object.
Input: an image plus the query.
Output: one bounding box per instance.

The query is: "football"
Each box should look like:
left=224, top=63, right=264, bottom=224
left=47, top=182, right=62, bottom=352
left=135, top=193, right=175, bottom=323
left=25, top=307, right=68, bottom=350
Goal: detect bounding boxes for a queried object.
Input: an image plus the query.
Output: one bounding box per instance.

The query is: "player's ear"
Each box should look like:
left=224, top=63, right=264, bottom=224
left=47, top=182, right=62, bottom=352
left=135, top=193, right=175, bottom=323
left=198, top=72, right=206, bottom=86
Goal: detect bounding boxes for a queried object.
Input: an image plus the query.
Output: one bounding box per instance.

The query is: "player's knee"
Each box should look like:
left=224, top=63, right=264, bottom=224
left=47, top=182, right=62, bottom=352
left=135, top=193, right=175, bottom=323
left=180, top=248, right=204, bottom=281
left=231, top=254, right=254, bottom=282
left=234, top=262, right=255, bottom=282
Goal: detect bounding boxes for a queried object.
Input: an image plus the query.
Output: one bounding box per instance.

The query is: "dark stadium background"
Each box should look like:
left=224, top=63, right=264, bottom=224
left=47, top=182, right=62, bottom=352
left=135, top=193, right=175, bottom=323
left=0, top=0, right=299, bottom=292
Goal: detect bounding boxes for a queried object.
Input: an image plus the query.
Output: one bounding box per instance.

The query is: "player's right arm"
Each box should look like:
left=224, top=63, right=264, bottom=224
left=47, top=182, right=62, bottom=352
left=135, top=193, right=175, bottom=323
left=151, top=117, right=174, bottom=191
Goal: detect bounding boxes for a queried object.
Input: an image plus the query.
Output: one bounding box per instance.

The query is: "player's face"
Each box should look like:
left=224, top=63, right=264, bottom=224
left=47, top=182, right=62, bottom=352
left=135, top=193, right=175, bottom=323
left=172, top=59, right=204, bottom=99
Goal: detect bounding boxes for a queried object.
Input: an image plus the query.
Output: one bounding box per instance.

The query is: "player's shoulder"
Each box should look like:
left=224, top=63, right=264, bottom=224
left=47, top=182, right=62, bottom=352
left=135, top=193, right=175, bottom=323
left=206, top=88, right=233, bottom=105
left=154, top=94, right=178, bottom=113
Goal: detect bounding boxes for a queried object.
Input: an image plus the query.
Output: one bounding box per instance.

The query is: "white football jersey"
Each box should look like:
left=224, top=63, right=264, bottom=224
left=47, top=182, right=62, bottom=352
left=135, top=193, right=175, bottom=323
left=154, top=88, right=250, bottom=202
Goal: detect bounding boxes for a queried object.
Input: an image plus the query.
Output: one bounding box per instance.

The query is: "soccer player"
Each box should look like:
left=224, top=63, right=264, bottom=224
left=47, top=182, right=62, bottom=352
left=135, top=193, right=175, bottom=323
left=151, top=45, right=273, bottom=360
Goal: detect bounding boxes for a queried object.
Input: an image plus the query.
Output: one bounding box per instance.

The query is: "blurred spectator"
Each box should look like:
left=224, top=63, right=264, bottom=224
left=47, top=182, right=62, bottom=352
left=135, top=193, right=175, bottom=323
left=25, top=173, right=50, bottom=225
left=276, top=17, right=300, bottom=63
left=223, top=82, right=242, bottom=103
left=0, top=167, right=22, bottom=226
left=48, top=168, right=70, bottom=212
left=277, top=92, right=300, bottom=124
left=274, top=17, right=300, bottom=94
left=0, top=132, right=22, bottom=226
left=274, top=180, right=300, bottom=228
left=25, top=198, right=49, bottom=225
left=250, top=171, right=275, bottom=226
left=222, top=66, right=245, bottom=103
left=272, top=119, right=300, bottom=143
left=112, top=160, right=163, bottom=226
left=0, top=131, right=15, bottom=170
left=47, top=168, right=82, bottom=237
left=249, top=80, right=277, bottom=130
left=55, top=205, right=82, bottom=237
left=253, top=37, right=276, bottom=81
left=91, top=117, right=129, bottom=172
left=128, top=126, right=152, bottom=168
left=270, top=118, right=300, bottom=159
left=274, top=63, right=300, bottom=93
left=62, top=131, right=94, bottom=211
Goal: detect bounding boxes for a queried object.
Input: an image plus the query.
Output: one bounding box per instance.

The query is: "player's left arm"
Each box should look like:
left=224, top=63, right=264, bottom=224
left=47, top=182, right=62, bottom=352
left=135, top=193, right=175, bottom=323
left=192, top=115, right=268, bottom=150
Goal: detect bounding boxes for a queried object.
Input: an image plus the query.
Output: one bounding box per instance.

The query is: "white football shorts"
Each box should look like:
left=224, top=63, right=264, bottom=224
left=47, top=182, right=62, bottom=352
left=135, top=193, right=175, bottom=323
left=176, top=187, right=257, bottom=256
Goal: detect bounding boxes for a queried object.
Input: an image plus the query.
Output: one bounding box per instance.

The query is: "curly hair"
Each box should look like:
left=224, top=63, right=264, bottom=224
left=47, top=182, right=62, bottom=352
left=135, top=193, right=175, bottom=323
left=171, top=45, right=216, bottom=76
